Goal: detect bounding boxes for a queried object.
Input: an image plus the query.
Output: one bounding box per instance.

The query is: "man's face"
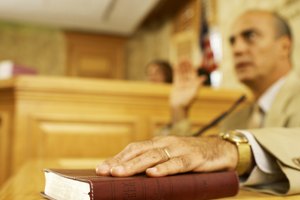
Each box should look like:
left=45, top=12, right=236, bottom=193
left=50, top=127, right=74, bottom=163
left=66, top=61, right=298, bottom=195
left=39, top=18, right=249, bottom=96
left=146, top=64, right=166, bottom=83
left=229, top=12, right=283, bottom=85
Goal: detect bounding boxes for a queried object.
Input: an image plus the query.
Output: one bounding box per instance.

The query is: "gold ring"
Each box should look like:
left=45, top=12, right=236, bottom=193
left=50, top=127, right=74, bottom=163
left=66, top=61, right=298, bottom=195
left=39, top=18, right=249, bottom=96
left=163, top=148, right=171, bottom=160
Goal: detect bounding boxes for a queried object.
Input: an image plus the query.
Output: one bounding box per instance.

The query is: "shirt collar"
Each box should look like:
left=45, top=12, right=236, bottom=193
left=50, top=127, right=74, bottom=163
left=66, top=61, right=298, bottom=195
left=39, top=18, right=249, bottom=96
left=258, top=76, right=287, bottom=113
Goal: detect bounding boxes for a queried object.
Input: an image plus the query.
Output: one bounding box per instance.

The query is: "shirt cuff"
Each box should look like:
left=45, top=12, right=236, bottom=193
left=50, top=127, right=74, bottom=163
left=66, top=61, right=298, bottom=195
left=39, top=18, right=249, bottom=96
left=237, top=129, right=281, bottom=174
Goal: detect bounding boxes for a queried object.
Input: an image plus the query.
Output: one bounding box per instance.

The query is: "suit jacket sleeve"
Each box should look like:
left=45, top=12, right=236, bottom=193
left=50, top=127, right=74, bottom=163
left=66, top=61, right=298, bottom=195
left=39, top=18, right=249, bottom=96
left=251, top=128, right=300, bottom=195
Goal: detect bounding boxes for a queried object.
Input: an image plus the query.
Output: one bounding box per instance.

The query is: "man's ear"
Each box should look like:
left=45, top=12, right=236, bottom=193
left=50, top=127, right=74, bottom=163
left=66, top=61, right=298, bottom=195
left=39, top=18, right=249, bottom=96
left=278, top=36, right=292, bottom=58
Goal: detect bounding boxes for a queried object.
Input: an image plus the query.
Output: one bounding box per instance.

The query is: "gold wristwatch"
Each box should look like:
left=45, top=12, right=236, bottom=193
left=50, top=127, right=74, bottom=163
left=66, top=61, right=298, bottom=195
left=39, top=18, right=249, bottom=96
left=220, top=130, right=253, bottom=176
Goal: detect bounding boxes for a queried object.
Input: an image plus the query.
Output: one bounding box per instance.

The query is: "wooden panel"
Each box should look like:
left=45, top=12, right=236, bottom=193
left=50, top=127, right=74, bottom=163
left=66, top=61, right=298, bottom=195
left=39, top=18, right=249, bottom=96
left=0, top=113, right=6, bottom=184
left=78, top=55, right=110, bottom=77
left=170, top=30, right=200, bottom=64
left=173, top=0, right=199, bottom=33
left=170, top=0, right=219, bottom=65
left=0, top=87, right=14, bottom=186
left=29, top=114, right=143, bottom=158
left=66, top=32, right=127, bottom=79
left=0, top=112, right=12, bottom=186
left=170, top=0, right=201, bottom=65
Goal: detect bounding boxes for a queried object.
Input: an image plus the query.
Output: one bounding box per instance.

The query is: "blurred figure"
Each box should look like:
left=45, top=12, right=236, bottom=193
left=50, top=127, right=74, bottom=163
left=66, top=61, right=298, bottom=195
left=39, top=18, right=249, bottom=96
left=145, top=60, right=173, bottom=83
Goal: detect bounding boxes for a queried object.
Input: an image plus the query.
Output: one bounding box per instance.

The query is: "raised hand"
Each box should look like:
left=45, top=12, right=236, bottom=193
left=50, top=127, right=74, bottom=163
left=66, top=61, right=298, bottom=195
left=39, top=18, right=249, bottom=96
left=96, top=135, right=237, bottom=177
left=170, top=59, right=206, bottom=123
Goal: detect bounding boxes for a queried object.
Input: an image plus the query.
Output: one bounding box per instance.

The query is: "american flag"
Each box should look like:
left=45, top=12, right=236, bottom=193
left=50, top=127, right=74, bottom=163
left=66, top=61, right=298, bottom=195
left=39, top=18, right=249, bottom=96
left=199, top=1, right=217, bottom=73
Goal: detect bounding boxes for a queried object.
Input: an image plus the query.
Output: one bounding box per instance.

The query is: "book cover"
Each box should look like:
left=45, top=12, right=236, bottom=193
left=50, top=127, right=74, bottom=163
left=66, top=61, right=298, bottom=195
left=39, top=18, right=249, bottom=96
left=0, top=60, right=37, bottom=79
left=42, top=168, right=239, bottom=200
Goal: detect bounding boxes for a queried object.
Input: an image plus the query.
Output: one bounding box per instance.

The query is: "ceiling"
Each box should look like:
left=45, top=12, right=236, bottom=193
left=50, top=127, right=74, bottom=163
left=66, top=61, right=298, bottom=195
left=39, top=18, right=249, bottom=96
left=0, top=0, right=160, bottom=35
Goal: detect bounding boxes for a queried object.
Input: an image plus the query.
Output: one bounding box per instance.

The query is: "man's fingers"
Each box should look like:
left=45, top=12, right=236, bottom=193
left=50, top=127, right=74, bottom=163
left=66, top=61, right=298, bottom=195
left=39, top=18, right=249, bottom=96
left=96, top=140, right=156, bottom=175
left=176, top=59, right=193, bottom=81
left=116, top=140, right=156, bottom=161
left=146, top=156, right=196, bottom=177
left=96, top=136, right=182, bottom=176
left=96, top=136, right=237, bottom=177
left=110, top=148, right=170, bottom=177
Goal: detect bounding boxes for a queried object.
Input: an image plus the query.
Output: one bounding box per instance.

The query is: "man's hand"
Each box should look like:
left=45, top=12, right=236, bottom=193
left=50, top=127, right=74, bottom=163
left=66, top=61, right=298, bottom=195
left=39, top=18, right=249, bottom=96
left=170, top=59, right=206, bottom=123
left=96, top=136, right=238, bottom=177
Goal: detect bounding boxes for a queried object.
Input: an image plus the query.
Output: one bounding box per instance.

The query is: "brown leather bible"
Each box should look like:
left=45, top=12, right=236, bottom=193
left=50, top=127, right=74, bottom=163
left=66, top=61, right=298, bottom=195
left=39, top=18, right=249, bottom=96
left=42, top=169, right=239, bottom=200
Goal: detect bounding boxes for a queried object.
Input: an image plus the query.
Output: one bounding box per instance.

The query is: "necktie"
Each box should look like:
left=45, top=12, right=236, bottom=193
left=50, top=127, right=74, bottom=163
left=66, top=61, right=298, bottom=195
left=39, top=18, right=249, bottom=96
left=248, top=104, right=265, bottom=129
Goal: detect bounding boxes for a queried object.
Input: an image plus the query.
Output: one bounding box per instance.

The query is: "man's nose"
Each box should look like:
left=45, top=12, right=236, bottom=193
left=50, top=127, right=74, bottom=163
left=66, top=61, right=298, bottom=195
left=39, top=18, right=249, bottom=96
left=232, top=38, right=248, bottom=57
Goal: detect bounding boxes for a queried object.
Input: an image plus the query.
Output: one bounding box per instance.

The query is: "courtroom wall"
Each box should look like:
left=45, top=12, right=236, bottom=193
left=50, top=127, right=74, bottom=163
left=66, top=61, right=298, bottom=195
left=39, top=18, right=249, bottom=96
left=0, top=21, right=66, bottom=75
left=0, top=0, right=298, bottom=85
left=125, top=20, right=172, bottom=81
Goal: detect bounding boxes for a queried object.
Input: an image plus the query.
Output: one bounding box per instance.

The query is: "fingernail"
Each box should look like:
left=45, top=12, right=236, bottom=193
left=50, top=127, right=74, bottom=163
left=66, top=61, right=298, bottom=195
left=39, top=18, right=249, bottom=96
left=96, top=164, right=109, bottom=174
left=147, top=167, right=157, bottom=174
left=111, top=166, right=124, bottom=175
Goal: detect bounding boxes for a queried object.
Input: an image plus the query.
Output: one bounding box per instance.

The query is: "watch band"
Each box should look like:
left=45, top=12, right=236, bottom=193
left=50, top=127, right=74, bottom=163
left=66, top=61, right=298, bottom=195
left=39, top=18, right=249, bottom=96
left=220, top=130, right=253, bottom=176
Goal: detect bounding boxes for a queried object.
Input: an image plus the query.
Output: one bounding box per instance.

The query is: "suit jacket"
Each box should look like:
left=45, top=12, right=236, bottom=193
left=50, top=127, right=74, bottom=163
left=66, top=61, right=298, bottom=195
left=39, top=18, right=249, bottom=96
left=221, top=71, right=300, bottom=195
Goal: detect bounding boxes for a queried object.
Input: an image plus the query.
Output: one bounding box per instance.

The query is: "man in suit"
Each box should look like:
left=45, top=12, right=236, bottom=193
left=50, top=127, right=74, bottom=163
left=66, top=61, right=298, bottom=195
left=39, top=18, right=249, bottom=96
left=96, top=10, right=300, bottom=195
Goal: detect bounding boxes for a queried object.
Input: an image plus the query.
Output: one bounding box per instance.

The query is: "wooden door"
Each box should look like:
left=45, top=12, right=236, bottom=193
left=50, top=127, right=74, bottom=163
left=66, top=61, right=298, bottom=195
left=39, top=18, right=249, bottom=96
left=66, top=32, right=127, bottom=79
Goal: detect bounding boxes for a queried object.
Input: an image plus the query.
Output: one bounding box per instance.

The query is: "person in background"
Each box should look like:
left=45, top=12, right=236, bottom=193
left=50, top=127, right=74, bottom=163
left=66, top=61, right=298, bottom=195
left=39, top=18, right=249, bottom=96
left=145, top=60, right=173, bottom=83
left=96, top=10, right=300, bottom=195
